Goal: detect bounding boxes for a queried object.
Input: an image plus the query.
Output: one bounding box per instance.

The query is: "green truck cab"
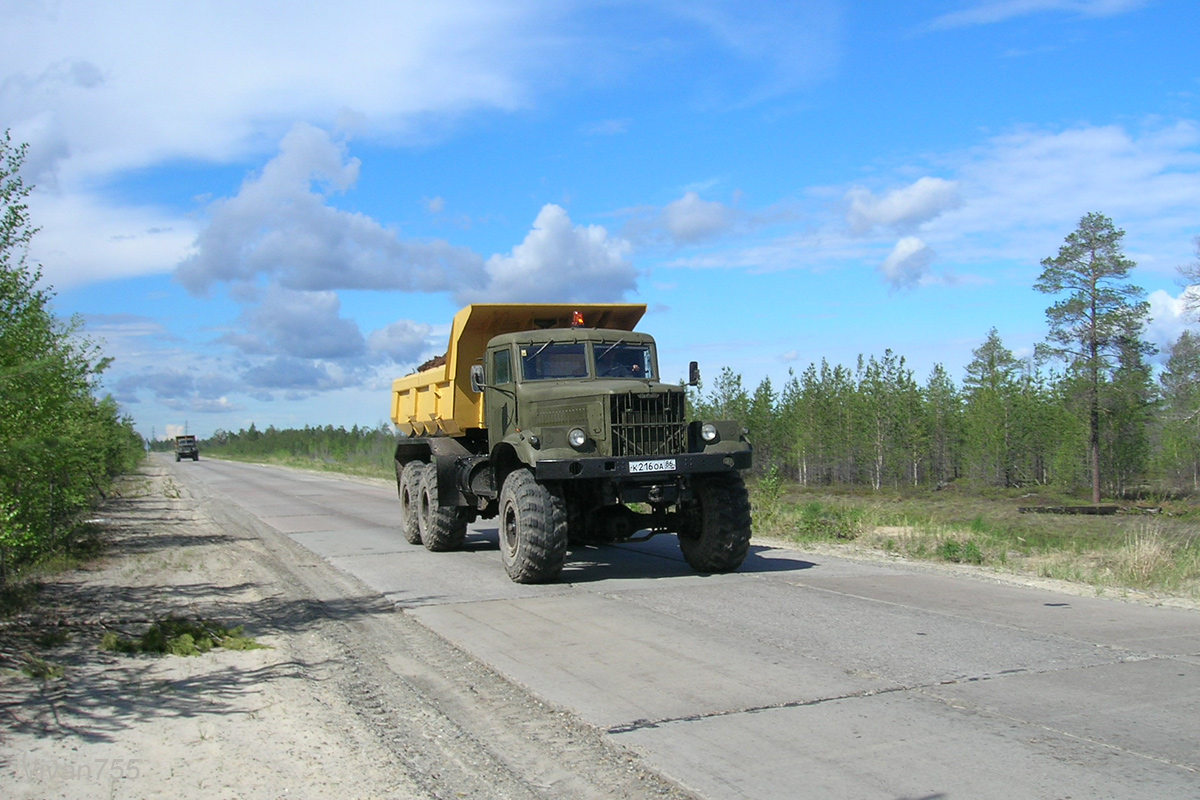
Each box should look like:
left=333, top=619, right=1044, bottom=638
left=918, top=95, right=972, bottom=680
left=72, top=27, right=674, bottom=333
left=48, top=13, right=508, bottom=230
left=174, top=435, right=199, bottom=462
left=391, top=304, right=752, bottom=584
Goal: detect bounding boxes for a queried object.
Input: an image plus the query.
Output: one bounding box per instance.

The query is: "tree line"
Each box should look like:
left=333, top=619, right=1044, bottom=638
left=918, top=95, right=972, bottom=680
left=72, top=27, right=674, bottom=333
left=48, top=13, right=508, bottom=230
left=1, top=132, right=144, bottom=585
left=694, top=214, right=1200, bottom=499
left=192, top=422, right=397, bottom=472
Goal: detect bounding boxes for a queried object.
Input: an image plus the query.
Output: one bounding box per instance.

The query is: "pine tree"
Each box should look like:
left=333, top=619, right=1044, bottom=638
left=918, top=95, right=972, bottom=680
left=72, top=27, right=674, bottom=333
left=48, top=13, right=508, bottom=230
left=1035, top=212, right=1149, bottom=504
left=923, top=364, right=961, bottom=487
left=1103, top=322, right=1156, bottom=496
left=961, top=328, right=1020, bottom=487
left=1156, top=331, right=1200, bottom=491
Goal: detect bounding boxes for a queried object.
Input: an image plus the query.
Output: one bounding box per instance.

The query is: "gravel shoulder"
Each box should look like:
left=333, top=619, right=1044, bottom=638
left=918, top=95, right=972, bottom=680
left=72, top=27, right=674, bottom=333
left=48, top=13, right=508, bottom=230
left=0, top=458, right=697, bottom=800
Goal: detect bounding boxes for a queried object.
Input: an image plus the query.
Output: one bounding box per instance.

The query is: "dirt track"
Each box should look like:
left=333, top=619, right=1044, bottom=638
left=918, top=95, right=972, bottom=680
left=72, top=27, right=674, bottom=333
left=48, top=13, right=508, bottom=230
left=0, top=459, right=695, bottom=799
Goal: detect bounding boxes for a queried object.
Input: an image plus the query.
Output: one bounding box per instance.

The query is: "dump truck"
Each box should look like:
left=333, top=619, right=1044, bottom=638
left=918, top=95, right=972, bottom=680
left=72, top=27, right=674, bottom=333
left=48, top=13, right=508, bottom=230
left=391, top=303, right=752, bottom=584
left=174, top=434, right=199, bottom=462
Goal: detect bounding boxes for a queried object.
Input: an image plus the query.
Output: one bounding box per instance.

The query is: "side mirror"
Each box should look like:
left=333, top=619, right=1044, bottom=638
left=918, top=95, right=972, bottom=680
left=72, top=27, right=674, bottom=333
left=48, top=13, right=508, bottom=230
left=688, top=361, right=701, bottom=387
left=470, top=364, right=485, bottom=393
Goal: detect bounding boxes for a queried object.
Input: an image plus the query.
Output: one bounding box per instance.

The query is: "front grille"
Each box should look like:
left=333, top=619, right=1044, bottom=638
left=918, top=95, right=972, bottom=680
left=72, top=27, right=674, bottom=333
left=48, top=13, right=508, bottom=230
left=610, top=392, right=686, bottom=457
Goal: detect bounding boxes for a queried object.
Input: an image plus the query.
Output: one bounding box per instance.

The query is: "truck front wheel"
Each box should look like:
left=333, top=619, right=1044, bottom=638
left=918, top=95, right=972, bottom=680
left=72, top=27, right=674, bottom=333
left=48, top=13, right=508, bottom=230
left=419, top=463, right=468, bottom=551
left=398, top=461, right=423, bottom=545
left=499, top=470, right=568, bottom=584
left=677, top=473, right=752, bottom=573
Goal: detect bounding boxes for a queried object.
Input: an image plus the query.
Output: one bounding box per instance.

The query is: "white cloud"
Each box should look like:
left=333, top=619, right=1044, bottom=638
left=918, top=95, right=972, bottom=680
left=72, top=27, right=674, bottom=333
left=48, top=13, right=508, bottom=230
left=26, top=191, right=197, bottom=289
left=175, top=123, right=486, bottom=296
left=462, top=204, right=636, bottom=304
left=242, top=357, right=357, bottom=393
left=927, top=0, right=1148, bottom=30
left=660, top=119, right=1200, bottom=299
left=1, top=2, right=550, bottom=183
left=846, top=177, right=961, bottom=235
left=233, top=287, right=367, bottom=361
left=936, top=121, right=1200, bottom=273
left=662, top=191, right=736, bottom=244
left=1146, top=289, right=1194, bottom=358
left=2, top=1, right=839, bottom=185
left=367, top=320, right=434, bottom=364
left=880, top=237, right=934, bottom=290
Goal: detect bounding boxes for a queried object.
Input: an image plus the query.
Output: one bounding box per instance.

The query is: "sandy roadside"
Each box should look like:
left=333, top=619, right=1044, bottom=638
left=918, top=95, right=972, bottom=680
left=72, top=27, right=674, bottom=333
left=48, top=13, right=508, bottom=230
left=0, top=458, right=694, bottom=800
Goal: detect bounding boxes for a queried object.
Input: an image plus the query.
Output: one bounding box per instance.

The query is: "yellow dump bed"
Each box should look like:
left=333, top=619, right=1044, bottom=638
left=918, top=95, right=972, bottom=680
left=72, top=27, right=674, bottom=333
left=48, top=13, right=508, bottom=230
left=391, top=303, right=647, bottom=437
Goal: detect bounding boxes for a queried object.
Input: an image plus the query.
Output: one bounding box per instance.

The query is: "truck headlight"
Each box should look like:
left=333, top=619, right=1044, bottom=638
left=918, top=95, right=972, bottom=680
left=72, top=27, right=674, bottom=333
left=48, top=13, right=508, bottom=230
left=568, top=428, right=589, bottom=449
left=701, top=423, right=719, bottom=443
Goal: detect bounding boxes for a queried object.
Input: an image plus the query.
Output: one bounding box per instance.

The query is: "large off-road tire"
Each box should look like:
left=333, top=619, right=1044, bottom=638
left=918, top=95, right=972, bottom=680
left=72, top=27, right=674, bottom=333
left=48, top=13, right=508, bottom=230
left=418, top=462, right=468, bottom=552
left=397, top=461, right=424, bottom=545
left=677, top=473, right=752, bottom=573
left=498, top=470, right=568, bottom=584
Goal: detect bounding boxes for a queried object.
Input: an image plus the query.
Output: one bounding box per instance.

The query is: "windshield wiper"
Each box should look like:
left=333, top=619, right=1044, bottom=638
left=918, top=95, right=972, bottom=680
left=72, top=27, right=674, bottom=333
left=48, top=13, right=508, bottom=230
left=597, top=340, right=626, bottom=360
left=526, top=340, right=554, bottom=361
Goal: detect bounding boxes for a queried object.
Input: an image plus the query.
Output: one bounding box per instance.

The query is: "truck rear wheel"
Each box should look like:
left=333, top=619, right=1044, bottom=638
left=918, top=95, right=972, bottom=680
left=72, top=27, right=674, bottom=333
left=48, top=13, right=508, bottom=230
left=677, top=473, right=752, bottom=573
left=499, top=470, right=568, bottom=584
left=398, top=461, right=423, bottom=545
left=419, top=463, right=468, bottom=552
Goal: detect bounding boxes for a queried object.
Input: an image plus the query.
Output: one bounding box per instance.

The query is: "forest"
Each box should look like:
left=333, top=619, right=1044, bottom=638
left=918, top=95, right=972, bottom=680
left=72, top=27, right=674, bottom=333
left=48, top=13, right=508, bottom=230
left=692, top=326, right=1199, bottom=498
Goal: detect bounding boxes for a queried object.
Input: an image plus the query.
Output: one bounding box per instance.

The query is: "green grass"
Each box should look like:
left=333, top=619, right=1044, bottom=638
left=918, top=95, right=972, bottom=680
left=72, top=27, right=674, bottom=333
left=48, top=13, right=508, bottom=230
left=101, top=616, right=269, bottom=657
left=750, top=478, right=1200, bottom=598
left=204, top=451, right=394, bottom=481
left=20, top=655, right=64, bottom=681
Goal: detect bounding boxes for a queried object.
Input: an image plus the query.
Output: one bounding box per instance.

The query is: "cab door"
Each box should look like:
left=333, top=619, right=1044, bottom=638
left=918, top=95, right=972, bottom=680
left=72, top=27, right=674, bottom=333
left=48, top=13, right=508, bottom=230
left=484, top=345, right=515, bottom=449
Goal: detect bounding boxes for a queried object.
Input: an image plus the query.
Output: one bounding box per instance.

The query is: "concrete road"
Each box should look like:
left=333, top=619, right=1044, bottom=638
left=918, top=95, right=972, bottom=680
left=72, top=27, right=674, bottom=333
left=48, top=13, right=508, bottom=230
left=175, top=458, right=1200, bottom=799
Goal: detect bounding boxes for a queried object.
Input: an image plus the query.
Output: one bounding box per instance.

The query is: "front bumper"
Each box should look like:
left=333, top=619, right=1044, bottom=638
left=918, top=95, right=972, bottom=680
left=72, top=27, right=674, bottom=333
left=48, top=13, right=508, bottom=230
left=534, top=448, right=752, bottom=481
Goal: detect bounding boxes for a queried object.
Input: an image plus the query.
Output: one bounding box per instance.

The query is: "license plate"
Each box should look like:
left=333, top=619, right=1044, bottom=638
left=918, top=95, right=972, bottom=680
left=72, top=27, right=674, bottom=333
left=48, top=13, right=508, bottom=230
left=629, top=458, right=676, bottom=474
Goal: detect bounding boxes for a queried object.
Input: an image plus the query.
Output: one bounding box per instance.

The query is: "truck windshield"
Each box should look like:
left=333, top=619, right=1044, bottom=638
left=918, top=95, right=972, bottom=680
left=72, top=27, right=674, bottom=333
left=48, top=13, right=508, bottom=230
left=596, top=342, right=654, bottom=379
left=521, top=343, right=589, bottom=381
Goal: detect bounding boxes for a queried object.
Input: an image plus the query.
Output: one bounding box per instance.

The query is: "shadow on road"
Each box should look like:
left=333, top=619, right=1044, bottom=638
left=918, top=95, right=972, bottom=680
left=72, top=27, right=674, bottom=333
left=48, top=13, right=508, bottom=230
left=467, top=526, right=816, bottom=583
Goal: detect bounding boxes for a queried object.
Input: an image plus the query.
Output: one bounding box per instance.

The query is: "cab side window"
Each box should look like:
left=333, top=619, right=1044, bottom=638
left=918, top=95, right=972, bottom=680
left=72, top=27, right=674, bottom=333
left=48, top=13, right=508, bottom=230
left=493, top=348, right=512, bottom=384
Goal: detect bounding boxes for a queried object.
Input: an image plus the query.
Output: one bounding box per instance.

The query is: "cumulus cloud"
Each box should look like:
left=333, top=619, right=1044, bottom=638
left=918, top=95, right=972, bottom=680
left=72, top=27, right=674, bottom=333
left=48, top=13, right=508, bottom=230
left=1145, top=289, right=1193, bottom=359
left=367, top=320, right=433, bottom=363
left=226, top=287, right=366, bottom=361
left=460, top=204, right=636, bottom=304
left=846, top=177, right=961, bottom=235
left=113, top=369, right=240, bottom=412
left=242, top=357, right=357, bottom=394
left=622, top=191, right=741, bottom=248
left=176, top=123, right=486, bottom=297
left=662, top=192, right=736, bottom=244
left=880, top=237, right=934, bottom=290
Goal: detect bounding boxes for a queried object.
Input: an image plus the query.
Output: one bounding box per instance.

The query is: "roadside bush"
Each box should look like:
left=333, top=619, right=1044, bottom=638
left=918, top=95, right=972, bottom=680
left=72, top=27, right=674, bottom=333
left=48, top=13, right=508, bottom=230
left=1, top=131, right=144, bottom=587
left=101, top=616, right=267, bottom=656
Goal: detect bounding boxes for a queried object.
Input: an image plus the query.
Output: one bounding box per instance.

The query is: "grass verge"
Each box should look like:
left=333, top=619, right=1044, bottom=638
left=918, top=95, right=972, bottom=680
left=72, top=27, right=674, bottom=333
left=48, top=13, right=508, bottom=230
left=202, top=451, right=393, bottom=481
left=751, top=478, right=1200, bottom=599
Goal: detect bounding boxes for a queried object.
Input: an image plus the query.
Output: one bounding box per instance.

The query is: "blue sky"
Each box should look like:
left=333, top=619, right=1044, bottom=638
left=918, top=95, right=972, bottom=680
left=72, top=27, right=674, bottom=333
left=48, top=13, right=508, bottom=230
left=3, top=0, right=1198, bottom=440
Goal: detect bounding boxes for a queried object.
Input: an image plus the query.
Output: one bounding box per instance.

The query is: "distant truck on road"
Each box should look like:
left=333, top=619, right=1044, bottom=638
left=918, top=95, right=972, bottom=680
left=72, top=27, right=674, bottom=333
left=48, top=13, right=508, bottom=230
left=174, top=435, right=199, bottom=462
left=390, top=304, right=752, bottom=584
